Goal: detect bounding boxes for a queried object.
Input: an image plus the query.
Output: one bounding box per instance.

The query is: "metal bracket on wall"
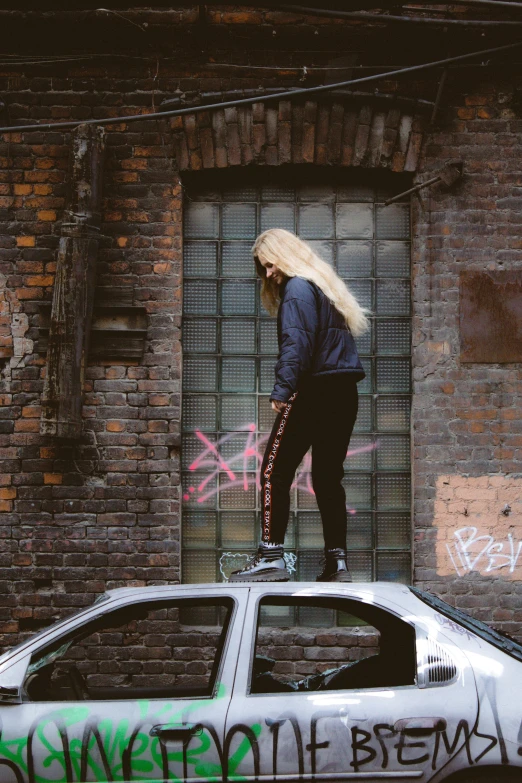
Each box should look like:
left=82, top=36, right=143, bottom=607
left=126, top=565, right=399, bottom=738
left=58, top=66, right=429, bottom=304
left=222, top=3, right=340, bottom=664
left=383, top=161, right=463, bottom=206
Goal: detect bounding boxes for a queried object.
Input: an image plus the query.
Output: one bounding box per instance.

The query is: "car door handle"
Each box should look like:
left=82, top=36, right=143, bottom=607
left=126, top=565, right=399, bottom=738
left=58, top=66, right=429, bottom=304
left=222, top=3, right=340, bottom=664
left=150, top=723, right=203, bottom=742
left=393, top=717, right=447, bottom=736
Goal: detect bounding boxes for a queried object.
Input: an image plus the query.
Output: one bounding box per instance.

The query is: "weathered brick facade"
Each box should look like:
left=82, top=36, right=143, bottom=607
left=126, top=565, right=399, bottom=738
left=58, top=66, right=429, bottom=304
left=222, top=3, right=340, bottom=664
left=1, top=6, right=522, bottom=650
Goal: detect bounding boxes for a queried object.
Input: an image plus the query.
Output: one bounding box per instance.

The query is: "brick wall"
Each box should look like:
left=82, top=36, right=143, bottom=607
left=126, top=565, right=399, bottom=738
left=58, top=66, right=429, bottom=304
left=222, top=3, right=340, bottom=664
left=0, top=7, right=522, bottom=651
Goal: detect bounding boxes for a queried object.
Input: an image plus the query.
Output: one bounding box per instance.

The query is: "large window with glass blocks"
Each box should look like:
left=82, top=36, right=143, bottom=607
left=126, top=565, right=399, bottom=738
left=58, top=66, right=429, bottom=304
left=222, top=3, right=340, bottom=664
left=181, top=171, right=411, bottom=584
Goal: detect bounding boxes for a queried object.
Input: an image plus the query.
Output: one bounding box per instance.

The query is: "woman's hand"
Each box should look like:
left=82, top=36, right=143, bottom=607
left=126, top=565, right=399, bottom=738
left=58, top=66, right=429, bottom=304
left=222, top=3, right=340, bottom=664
left=271, top=400, right=287, bottom=413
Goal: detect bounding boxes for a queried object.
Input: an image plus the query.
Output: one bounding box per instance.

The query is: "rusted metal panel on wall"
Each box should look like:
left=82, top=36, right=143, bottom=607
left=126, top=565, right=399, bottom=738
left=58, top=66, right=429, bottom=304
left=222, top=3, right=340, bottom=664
left=460, top=270, right=522, bottom=363
left=40, top=123, right=105, bottom=439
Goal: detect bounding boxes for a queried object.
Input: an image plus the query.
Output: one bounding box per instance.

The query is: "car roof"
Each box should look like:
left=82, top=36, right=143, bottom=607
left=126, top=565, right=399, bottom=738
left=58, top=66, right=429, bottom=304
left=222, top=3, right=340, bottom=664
left=103, top=581, right=413, bottom=600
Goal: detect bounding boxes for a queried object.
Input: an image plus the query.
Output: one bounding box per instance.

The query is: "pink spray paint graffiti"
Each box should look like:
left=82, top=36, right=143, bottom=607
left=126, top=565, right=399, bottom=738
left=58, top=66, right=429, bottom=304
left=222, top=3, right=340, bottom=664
left=183, top=424, right=378, bottom=514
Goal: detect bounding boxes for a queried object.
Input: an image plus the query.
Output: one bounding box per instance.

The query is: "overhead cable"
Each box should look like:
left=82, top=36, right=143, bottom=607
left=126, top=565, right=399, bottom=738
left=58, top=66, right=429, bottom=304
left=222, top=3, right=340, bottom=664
left=0, top=39, right=520, bottom=135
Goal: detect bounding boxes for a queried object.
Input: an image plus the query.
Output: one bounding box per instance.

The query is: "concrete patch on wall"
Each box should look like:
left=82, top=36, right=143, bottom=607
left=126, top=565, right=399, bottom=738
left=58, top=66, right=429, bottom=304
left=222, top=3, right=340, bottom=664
left=435, top=475, right=522, bottom=578
left=0, top=272, right=33, bottom=390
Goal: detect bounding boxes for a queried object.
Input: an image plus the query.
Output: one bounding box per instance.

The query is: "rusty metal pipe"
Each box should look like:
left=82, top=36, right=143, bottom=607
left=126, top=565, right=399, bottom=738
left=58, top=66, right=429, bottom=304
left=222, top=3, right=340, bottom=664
left=280, top=3, right=522, bottom=25
left=0, top=39, right=521, bottom=134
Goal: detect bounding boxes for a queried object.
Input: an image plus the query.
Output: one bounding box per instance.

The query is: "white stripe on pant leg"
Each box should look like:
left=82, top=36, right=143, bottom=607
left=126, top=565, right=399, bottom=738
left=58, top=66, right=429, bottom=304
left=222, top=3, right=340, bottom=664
left=261, top=392, right=298, bottom=543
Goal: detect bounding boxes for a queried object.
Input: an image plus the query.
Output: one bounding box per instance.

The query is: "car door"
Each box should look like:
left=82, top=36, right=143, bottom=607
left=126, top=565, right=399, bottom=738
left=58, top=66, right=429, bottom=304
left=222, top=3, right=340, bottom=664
left=0, top=587, right=248, bottom=783
left=225, top=586, right=479, bottom=782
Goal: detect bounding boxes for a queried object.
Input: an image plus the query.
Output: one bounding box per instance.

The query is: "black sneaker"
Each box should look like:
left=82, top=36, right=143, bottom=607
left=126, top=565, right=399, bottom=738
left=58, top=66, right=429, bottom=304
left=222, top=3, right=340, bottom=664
left=229, top=544, right=290, bottom=582
left=316, top=548, right=352, bottom=583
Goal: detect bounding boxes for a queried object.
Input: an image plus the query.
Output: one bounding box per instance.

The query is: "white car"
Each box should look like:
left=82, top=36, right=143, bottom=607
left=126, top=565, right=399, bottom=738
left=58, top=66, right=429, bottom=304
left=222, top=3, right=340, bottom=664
left=0, top=582, right=520, bottom=783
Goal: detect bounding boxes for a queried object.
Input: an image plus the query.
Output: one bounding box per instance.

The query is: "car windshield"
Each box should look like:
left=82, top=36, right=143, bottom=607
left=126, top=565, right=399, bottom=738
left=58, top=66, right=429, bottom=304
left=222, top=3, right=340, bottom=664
left=410, top=586, right=522, bottom=663
left=0, top=594, right=111, bottom=668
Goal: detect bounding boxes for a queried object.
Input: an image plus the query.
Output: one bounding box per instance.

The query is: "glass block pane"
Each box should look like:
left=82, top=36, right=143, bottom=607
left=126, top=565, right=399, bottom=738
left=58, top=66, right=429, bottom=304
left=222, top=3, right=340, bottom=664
left=221, top=280, right=256, bottom=315
left=345, top=279, right=372, bottom=310
left=376, top=552, right=411, bottom=584
left=221, top=319, right=256, bottom=354
left=260, top=203, right=296, bottom=232
left=308, top=240, right=334, bottom=266
left=346, top=512, right=373, bottom=549
left=182, top=395, right=217, bottom=431
left=358, top=357, right=372, bottom=394
left=182, top=319, right=217, bottom=354
left=221, top=242, right=256, bottom=278
left=220, top=432, right=257, bottom=471
left=376, top=320, right=411, bottom=354
left=377, top=435, right=410, bottom=471
left=344, top=474, right=372, bottom=510
left=182, top=432, right=214, bottom=470
left=376, top=358, right=410, bottom=393
left=220, top=395, right=256, bottom=430
left=184, top=241, right=218, bottom=277
left=377, top=514, right=410, bottom=549
left=222, top=186, right=258, bottom=201
left=337, top=184, right=374, bottom=202
left=376, top=241, right=410, bottom=278
left=221, top=357, right=256, bottom=392
left=183, top=357, right=217, bottom=392
left=297, top=512, right=323, bottom=549
left=376, top=279, right=410, bottom=316
left=183, top=511, right=217, bottom=547
left=336, top=204, right=373, bottom=239
left=298, top=204, right=335, bottom=239
left=259, top=320, right=278, bottom=354
left=376, top=474, right=411, bottom=510
left=297, top=550, right=325, bottom=582
left=298, top=603, right=335, bottom=628
left=221, top=511, right=256, bottom=548
left=298, top=184, right=335, bottom=202
left=355, top=321, right=372, bottom=355
left=376, top=396, right=410, bottom=431
left=345, top=435, right=374, bottom=471
left=259, top=603, right=296, bottom=626
left=346, top=551, right=373, bottom=581
left=184, top=202, right=219, bottom=239
left=183, top=472, right=217, bottom=508
left=259, top=358, right=276, bottom=393
left=183, top=550, right=217, bottom=583
left=261, top=184, right=295, bottom=201
left=258, top=396, right=276, bottom=432
left=222, top=203, right=257, bottom=239
left=183, top=280, right=217, bottom=315
left=220, top=473, right=256, bottom=508
left=375, top=204, right=410, bottom=240
left=337, top=241, right=373, bottom=278
left=353, top=395, right=372, bottom=433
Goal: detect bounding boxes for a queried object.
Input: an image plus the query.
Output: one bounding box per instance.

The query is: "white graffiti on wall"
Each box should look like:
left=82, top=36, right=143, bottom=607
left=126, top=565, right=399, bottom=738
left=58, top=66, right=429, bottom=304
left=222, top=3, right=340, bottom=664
left=446, top=526, right=522, bottom=577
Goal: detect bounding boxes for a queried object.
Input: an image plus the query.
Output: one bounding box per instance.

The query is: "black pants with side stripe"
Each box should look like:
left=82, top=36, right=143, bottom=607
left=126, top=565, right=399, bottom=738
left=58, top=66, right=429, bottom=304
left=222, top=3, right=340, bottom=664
left=260, top=374, right=359, bottom=550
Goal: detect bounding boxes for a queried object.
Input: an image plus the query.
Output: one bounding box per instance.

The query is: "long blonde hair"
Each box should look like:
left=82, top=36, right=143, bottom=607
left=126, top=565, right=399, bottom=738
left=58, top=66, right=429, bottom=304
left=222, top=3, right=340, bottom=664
left=252, top=228, right=370, bottom=336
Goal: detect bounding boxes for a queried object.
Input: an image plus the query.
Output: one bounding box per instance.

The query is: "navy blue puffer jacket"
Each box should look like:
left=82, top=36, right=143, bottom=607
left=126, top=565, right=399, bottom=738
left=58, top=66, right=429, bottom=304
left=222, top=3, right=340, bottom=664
left=270, top=276, right=365, bottom=403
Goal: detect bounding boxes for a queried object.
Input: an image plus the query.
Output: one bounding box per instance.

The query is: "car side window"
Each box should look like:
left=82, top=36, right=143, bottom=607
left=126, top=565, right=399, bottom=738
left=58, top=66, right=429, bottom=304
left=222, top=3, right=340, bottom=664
left=250, top=597, right=416, bottom=695
left=23, top=598, right=232, bottom=702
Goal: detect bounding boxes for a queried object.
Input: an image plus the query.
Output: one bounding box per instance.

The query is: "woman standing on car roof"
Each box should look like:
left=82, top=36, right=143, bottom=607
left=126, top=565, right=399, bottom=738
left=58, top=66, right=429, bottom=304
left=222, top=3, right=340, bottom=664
left=229, top=228, right=369, bottom=583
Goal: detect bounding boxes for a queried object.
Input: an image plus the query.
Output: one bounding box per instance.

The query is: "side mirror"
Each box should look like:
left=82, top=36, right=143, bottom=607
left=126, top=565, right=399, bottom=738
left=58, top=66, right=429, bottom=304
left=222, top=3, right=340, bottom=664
left=0, top=655, right=30, bottom=704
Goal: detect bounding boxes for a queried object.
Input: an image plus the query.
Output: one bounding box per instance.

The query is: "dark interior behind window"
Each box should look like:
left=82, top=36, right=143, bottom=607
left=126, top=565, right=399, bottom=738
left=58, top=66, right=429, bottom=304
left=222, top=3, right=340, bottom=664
left=24, top=598, right=233, bottom=702
left=251, top=596, right=415, bottom=695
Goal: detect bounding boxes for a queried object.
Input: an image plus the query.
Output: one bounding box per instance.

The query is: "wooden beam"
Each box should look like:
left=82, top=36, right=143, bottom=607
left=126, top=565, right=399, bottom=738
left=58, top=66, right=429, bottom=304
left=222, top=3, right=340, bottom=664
left=40, top=123, right=105, bottom=439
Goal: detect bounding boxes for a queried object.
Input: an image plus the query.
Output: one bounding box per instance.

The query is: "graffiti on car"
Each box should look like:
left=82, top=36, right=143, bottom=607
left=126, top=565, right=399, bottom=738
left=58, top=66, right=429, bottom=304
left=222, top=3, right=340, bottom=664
left=0, top=698, right=510, bottom=782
